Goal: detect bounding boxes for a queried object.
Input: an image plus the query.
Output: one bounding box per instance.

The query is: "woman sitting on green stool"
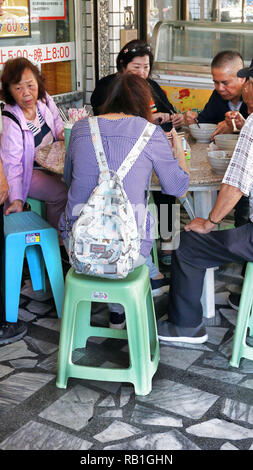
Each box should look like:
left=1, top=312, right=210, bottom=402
left=59, top=74, right=189, bottom=329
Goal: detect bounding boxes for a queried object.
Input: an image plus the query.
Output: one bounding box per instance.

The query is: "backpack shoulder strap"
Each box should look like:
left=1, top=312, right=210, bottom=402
left=88, top=116, right=110, bottom=174
left=116, top=121, right=156, bottom=181
left=2, top=110, right=22, bottom=131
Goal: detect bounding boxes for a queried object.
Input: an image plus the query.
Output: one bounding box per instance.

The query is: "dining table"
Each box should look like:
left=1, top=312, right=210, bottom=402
left=151, top=138, right=224, bottom=321
left=36, top=137, right=225, bottom=321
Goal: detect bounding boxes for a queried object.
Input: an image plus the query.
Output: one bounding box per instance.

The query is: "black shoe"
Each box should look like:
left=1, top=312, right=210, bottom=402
left=60, top=245, right=70, bottom=265
left=227, top=293, right=240, bottom=311
left=157, top=319, right=208, bottom=344
left=109, top=312, right=126, bottom=330
left=0, top=321, right=27, bottom=346
left=151, top=276, right=170, bottom=297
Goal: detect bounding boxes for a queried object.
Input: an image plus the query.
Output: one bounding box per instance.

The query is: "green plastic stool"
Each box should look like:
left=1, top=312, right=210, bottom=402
left=26, top=197, right=46, bottom=219
left=230, top=262, right=253, bottom=368
left=56, top=264, right=160, bottom=395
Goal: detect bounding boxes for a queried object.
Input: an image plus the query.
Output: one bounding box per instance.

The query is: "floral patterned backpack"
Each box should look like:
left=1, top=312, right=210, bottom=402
left=69, top=116, right=156, bottom=278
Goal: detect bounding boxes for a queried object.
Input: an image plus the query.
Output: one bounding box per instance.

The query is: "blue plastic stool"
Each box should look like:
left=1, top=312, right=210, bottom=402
left=4, top=211, right=64, bottom=322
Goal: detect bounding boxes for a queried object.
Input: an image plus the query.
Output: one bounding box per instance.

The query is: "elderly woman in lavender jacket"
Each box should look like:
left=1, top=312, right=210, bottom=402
left=59, top=73, right=189, bottom=329
left=0, top=58, right=67, bottom=232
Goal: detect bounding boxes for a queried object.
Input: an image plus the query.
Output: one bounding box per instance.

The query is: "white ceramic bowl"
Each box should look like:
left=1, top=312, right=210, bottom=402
left=189, top=123, right=217, bottom=142
left=207, top=150, right=231, bottom=175
left=214, top=134, right=239, bottom=153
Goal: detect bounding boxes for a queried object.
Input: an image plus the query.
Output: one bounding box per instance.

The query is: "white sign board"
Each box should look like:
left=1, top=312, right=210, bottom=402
left=30, top=0, right=66, bottom=20
left=0, top=42, right=75, bottom=67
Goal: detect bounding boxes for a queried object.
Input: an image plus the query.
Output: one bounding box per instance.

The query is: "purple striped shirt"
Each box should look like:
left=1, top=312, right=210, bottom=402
left=58, top=116, right=189, bottom=257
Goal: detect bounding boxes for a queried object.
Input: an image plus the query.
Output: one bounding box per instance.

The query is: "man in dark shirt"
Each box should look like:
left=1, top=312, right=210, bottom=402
left=185, top=51, right=248, bottom=137
left=186, top=50, right=250, bottom=228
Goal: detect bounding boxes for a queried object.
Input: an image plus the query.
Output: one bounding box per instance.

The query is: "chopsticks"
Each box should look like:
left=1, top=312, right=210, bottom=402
left=57, top=106, right=69, bottom=123
left=167, top=131, right=185, bottom=141
left=194, top=118, right=201, bottom=128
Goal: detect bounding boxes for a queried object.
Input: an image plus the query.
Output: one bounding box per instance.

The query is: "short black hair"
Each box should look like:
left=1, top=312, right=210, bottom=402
left=211, top=50, right=243, bottom=69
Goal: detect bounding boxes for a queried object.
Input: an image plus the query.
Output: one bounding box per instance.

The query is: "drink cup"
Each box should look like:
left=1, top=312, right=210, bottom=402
left=64, top=122, right=73, bottom=150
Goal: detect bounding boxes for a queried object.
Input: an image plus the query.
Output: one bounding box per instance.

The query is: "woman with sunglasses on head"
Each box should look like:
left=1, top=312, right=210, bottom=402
left=91, top=39, right=184, bottom=131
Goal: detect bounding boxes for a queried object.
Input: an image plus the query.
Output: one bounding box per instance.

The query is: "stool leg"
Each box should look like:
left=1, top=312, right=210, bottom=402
left=146, top=287, right=159, bottom=357
left=230, top=266, right=253, bottom=367
left=56, top=291, right=76, bottom=388
left=40, top=231, right=64, bottom=318
left=73, top=300, right=92, bottom=349
left=247, top=308, right=253, bottom=337
left=5, top=239, right=25, bottom=322
left=26, top=245, right=46, bottom=292
left=126, top=295, right=153, bottom=395
left=151, top=240, right=159, bottom=269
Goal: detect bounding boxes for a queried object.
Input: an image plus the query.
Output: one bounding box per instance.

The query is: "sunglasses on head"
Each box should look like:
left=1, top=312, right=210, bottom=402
left=123, top=45, right=151, bottom=54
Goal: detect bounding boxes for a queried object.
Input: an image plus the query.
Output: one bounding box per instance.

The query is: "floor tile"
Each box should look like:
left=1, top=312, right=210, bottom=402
left=0, top=340, right=38, bottom=362
left=0, top=372, right=54, bottom=409
left=188, top=365, right=245, bottom=385
left=130, top=404, right=183, bottom=427
left=206, top=326, right=228, bottom=345
left=222, top=398, right=253, bottom=425
left=137, top=379, right=219, bottom=419
left=159, top=346, right=203, bottom=370
left=39, top=384, right=100, bottom=431
left=94, top=420, right=141, bottom=442
left=186, top=418, right=253, bottom=440
left=104, top=430, right=200, bottom=450
left=0, top=420, right=92, bottom=450
left=0, top=365, right=13, bottom=378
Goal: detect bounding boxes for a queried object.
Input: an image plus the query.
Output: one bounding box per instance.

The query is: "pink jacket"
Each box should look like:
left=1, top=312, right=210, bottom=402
left=0, top=92, right=64, bottom=204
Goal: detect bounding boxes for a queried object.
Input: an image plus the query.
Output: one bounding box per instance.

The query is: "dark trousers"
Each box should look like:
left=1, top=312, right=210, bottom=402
left=152, top=192, right=176, bottom=236
left=168, top=222, right=253, bottom=327
left=0, top=205, right=5, bottom=323
left=234, top=195, right=250, bottom=227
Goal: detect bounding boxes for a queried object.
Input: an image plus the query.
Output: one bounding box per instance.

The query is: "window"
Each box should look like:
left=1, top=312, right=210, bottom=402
left=0, top=0, right=82, bottom=96
left=148, top=0, right=253, bottom=69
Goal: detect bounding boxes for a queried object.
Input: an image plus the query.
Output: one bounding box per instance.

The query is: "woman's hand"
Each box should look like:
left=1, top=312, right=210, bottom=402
left=5, top=199, right=23, bottom=215
left=168, top=128, right=183, bottom=155
left=171, top=113, right=184, bottom=128
left=152, top=112, right=171, bottom=125
left=152, top=112, right=184, bottom=128
left=58, top=129, right=65, bottom=141
left=0, top=170, right=9, bottom=206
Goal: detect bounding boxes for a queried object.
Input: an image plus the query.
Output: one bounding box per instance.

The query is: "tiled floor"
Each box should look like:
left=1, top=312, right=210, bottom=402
left=0, top=212, right=252, bottom=451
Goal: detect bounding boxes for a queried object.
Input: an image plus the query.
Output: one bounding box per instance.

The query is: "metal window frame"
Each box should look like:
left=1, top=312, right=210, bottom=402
left=74, top=0, right=83, bottom=92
